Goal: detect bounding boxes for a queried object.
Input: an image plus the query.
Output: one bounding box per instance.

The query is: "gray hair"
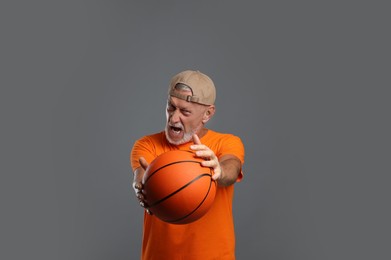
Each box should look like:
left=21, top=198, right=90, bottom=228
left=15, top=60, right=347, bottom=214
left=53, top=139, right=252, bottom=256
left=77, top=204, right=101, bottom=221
left=174, top=83, right=193, bottom=94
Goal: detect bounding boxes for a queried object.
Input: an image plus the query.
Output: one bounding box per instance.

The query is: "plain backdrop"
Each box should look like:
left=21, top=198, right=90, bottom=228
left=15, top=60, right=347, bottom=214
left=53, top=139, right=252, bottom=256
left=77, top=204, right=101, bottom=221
left=1, top=1, right=390, bottom=259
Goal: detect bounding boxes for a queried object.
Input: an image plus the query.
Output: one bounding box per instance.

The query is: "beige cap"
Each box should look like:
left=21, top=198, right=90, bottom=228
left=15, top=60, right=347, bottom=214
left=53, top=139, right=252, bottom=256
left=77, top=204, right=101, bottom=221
left=168, top=70, right=216, bottom=105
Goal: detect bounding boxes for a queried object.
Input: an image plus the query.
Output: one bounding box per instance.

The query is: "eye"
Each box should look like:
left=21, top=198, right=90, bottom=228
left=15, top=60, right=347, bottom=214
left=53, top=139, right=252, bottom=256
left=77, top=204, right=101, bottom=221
left=181, top=109, right=191, bottom=116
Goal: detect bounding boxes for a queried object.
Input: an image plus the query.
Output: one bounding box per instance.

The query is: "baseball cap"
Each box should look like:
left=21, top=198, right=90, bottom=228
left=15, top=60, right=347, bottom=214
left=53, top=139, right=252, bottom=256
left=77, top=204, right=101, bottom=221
left=168, top=70, right=216, bottom=105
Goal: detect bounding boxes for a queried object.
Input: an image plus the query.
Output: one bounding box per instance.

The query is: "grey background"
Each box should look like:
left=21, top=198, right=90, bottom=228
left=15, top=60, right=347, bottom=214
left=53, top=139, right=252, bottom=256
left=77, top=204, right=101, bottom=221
left=1, top=1, right=390, bottom=259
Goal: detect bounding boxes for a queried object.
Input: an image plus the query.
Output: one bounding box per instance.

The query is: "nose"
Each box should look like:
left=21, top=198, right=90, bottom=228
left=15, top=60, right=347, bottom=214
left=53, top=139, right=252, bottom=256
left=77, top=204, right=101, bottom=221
left=169, top=109, right=181, bottom=124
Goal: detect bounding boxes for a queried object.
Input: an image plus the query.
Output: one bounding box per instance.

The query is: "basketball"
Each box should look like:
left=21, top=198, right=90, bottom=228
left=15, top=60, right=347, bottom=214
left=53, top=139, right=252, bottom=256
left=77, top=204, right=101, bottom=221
left=142, top=150, right=216, bottom=224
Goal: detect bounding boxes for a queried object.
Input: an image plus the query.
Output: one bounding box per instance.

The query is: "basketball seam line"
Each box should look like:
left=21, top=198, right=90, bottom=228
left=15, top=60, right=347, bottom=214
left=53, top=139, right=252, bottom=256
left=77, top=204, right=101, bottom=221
left=168, top=175, right=215, bottom=224
left=148, top=173, right=211, bottom=208
left=143, top=160, right=203, bottom=183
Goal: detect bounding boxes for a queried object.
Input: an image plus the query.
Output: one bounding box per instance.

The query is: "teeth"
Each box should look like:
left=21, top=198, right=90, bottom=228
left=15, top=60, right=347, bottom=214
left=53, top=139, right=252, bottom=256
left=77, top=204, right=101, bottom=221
left=170, top=125, right=183, bottom=135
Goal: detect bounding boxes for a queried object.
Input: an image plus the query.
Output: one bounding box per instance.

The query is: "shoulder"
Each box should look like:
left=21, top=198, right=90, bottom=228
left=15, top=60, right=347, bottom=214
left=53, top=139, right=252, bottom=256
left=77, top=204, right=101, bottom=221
left=131, top=131, right=167, bottom=167
left=204, top=130, right=245, bottom=158
left=132, top=131, right=167, bottom=153
left=206, top=130, right=243, bottom=144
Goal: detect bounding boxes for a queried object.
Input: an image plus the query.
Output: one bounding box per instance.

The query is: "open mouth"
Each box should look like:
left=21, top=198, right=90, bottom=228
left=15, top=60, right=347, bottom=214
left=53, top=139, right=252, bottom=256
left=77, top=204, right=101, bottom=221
left=170, top=126, right=183, bottom=134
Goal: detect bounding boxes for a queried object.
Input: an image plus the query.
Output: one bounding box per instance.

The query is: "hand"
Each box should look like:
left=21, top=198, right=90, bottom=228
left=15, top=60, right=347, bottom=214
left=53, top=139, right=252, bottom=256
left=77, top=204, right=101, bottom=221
left=190, top=134, right=222, bottom=181
left=132, top=157, right=152, bottom=215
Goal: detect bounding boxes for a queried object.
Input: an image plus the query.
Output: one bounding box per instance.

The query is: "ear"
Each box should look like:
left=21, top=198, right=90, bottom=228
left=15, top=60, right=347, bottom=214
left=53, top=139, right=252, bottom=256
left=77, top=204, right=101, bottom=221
left=202, top=105, right=215, bottom=124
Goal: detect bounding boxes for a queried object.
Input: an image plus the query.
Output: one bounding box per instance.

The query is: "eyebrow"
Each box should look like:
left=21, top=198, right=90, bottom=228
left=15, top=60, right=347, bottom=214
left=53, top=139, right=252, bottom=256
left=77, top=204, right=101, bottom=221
left=167, top=99, right=192, bottom=111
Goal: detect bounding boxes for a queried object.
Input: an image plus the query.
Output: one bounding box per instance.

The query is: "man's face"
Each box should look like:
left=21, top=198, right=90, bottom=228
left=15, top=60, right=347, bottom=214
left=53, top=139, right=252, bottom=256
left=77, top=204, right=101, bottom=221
left=165, top=93, right=208, bottom=145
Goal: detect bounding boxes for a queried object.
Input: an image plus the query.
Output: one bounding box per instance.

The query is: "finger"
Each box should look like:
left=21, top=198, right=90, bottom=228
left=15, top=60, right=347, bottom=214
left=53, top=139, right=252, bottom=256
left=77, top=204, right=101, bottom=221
left=136, top=192, right=144, bottom=200
left=191, top=144, right=208, bottom=152
left=201, top=160, right=218, bottom=168
left=192, top=134, right=202, bottom=145
left=133, top=181, right=142, bottom=190
left=139, top=157, right=149, bottom=171
left=212, top=172, right=221, bottom=180
left=195, top=150, right=214, bottom=158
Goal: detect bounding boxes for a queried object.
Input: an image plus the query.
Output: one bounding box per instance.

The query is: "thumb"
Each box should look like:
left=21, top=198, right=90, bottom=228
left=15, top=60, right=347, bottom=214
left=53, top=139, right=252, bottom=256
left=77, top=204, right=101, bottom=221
left=139, top=157, right=149, bottom=171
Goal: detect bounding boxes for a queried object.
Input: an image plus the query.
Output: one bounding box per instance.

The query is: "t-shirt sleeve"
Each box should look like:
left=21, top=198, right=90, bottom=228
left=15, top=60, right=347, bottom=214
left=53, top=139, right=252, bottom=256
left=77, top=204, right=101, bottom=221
left=219, top=134, right=245, bottom=182
left=220, top=135, right=245, bottom=163
left=130, top=136, right=157, bottom=172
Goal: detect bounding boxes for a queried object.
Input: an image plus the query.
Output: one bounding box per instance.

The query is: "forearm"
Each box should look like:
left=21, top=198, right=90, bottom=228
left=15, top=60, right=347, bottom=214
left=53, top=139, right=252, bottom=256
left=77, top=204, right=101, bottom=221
left=217, top=157, right=242, bottom=186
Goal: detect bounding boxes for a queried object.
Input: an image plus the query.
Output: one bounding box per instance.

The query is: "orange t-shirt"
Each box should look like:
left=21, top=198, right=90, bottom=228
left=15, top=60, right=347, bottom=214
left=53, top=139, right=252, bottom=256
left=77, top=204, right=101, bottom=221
left=131, top=129, right=245, bottom=260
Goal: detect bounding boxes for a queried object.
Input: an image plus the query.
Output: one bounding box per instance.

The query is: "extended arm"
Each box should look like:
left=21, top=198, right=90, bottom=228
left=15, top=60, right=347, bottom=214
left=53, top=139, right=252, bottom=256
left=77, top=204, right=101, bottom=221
left=191, top=134, right=242, bottom=186
left=132, top=157, right=152, bottom=214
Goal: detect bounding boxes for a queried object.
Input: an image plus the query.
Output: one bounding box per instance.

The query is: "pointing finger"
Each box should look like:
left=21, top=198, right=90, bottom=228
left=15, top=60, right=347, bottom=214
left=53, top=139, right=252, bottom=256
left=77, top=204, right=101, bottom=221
left=192, top=134, right=202, bottom=145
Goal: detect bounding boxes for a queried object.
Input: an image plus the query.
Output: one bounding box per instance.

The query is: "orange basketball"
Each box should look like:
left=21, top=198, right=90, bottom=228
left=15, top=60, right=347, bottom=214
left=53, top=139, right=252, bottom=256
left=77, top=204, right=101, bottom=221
left=142, top=150, right=216, bottom=224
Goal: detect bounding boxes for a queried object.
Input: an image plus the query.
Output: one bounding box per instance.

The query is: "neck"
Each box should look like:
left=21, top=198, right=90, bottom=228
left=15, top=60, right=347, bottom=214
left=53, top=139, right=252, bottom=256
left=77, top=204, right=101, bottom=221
left=197, top=127, right=208, bottom=139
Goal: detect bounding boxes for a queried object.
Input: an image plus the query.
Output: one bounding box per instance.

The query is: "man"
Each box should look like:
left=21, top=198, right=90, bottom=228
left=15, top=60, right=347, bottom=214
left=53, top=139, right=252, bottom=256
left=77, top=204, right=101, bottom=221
left=131, top=70, right=245, bottom=259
